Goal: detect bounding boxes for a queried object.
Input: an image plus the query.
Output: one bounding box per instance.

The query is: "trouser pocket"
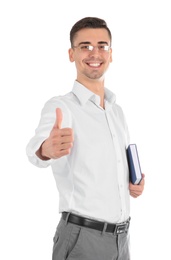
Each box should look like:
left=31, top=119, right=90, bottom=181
left=65, top=225, right=82, bottom=259
left=52, top=219, right=67, bottom=260
left=52, top=221, right=81, bottom=260
left=66, top=227, right=127, bottom=260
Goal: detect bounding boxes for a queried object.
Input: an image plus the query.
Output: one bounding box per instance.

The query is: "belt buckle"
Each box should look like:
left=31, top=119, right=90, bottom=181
left=115, top=221, right=129, bottom=235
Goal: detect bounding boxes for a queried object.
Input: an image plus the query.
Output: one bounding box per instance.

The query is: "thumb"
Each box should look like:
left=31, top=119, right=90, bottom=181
left=54, top=108, right=63, bottom=129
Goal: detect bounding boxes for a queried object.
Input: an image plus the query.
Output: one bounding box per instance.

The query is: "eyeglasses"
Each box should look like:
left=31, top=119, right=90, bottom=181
left=72, top=44, right=111, bottom=53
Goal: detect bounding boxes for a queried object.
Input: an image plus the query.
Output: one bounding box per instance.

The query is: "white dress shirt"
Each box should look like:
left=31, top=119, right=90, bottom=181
left=26, top=81, right=130, bottom=223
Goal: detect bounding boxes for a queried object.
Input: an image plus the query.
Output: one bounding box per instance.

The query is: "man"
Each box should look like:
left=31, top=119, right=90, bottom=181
left=26, top=17, right=145, bottom=260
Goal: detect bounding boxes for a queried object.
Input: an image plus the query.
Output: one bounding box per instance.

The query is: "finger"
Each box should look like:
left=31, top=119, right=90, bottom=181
left=51, top=129, right=74, bottom=141
left=54, top=108, right=63, bottom=129
left=59, top=143, right=73, bottom=150
left=60, top=135, right=74, bottom=144
left=142, top=173, right=145, bottom=178
left=131, top=193, right=138, bottom=198
left=57, top=149, right=71, bottom=158
left=129, top=184, right=143, bottom=192
left=51, top=147, right=72, bottom=159
left=130, top=190, right=140, bottom=197
left=60, top=128, right=73, bottom=137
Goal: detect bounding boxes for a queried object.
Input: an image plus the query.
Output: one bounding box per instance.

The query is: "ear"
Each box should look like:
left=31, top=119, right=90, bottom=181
left=110, top=48, right=113, bottom=63
left=68, top=48, right=75, bottom=62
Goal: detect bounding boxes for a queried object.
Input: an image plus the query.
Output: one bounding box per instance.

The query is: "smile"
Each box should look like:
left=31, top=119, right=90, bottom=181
left=86, top=63, right=102, bottom=67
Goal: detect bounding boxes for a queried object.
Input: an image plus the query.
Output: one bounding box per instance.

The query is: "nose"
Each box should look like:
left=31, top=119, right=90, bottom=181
left=88, top=46, right=100, bottom=57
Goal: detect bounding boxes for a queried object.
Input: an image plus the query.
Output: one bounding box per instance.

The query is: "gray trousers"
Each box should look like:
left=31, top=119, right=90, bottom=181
left=52, top=217, right=130, bottom=260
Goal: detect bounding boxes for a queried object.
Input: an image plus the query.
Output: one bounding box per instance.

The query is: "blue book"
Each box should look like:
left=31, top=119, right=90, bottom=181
left=127, top=144, right=142, bottom=184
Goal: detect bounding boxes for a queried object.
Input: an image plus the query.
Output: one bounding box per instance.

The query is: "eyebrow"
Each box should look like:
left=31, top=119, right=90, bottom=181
left=78, top=41, right=109, bottom=46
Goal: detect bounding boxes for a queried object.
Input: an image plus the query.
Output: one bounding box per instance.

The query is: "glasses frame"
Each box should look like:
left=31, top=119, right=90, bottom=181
left=72, top=44, right=111, bottom=52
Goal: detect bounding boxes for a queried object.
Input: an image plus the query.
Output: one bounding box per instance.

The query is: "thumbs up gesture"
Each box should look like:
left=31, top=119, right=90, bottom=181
left=38, top=108, right=74, bottom=160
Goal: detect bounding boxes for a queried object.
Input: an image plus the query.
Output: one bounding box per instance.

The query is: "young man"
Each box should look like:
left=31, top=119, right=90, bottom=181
left=26, top=17, right=145, bottom=260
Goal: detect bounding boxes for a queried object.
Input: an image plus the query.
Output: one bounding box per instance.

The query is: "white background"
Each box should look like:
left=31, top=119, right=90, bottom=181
left=0, top=0, right=171, bottom=259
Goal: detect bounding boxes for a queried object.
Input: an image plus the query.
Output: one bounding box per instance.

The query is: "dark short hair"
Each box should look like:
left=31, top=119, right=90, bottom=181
left=70, top=17, right=112, bottom=47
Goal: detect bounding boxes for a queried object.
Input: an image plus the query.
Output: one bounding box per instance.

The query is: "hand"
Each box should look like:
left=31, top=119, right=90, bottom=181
left=39, top=108, right=74, bottom=159
left=129, top=174, right=145, bottom=198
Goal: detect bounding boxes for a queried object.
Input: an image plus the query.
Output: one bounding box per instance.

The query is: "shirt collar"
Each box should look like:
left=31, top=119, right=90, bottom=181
left=104, top=87, right=116, bottom=105
left=72, top=81, right=116, bottom=106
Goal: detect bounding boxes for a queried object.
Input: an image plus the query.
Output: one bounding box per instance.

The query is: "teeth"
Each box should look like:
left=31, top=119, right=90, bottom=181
left=89, top=63, right=100, bottom=67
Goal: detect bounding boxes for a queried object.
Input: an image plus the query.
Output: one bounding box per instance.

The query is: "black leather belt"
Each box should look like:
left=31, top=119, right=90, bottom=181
left=62, top=212, right=130, bottom=234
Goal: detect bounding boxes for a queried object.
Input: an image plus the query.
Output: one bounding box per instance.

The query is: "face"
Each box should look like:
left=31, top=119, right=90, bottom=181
left=68, top=28, right=112, bottom=82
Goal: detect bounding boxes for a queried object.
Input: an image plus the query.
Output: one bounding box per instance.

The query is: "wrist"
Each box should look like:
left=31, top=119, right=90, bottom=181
left=36, top=142, right=50, bottom=161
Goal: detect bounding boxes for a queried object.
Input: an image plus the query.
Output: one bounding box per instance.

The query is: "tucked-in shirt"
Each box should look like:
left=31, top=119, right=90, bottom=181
left=26, top=81, right=130, bottom=223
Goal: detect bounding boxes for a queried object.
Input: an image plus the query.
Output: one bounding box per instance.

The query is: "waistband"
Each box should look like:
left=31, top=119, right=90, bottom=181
left=62, top=212, right=130, bottom=234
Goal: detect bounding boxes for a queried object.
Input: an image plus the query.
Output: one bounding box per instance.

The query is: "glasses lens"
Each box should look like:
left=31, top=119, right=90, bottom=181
left=98, top=45, right=110, bottom=51
left=80, top=45, right=93, bottom=51
left=74, top=45, right=110, bottom=52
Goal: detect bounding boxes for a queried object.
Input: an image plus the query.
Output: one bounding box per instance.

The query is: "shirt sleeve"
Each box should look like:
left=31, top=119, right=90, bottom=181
left=26, top=97, right=72, bottom=168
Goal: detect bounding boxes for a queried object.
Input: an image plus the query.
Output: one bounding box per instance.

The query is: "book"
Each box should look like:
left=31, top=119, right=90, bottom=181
left=127, top=144, right=142, bottom=185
